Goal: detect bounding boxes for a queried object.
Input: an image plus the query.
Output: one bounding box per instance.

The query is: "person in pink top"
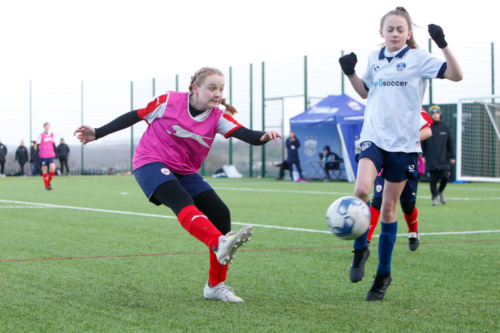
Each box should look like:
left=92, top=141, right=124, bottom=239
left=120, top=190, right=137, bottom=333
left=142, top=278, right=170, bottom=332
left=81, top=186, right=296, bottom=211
left=366, top=109, right=433, bottom=251
left=35, top=123, right=57, bottom=190
left=74, top=67, right=281, bottom=302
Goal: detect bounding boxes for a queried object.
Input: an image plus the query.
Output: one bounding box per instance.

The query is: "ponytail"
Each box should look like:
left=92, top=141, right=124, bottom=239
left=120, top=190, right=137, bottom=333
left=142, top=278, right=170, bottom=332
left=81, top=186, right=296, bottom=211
left=380, top=6, right=418, bottom=49
left=221, top=99, right=238, bottom=115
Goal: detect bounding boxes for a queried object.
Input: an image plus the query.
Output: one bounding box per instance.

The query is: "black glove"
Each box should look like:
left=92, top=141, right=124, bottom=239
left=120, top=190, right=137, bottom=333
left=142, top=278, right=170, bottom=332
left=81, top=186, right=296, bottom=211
left=339, top=52, right=357, bottom=76
left=428, top=24, right=447, bottom=49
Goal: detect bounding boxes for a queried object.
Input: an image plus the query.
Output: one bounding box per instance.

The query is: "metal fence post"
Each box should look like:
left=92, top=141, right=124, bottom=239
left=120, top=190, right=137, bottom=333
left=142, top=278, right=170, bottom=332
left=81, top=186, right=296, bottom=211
left=261, top=61, right=266, bottom=178
left=130, top=81, right=134, bottom=172
left=229, top=66, right=233, bottom=165
left=492, top=42, right=495, bottom=103
left=81, top=80, right=84, bottom=175
left=304, top=55, right=308, bottom=110
left=429, top=39, right=433, bottom=105
left=29, top=79, right=32, bottom=155
left=249, top=63, right=253, bottom=177
left=176, top=74, right=179, bottom=92
left=341, top=50, right=345, bottom=94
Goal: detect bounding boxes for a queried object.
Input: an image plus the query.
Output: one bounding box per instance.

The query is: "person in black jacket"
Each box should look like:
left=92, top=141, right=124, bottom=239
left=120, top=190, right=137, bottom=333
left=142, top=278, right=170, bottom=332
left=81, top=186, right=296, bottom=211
left=322, top=145, right=341, bottom=181
left=30, top=141, right=40, bottom=176
left=0, top=139, right=7, bottom=176
left=421, top=106, right=456, bottom=206
left=56, top=138, right=70, bottom=175
left=15, top=140, right=29, bottom=176
left=285, top=131, right=306, bottom=182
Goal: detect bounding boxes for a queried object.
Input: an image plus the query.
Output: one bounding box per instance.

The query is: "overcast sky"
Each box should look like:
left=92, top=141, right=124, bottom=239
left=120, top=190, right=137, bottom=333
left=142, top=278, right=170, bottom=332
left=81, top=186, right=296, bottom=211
left=1, top=0, right=497, bottom=81
left=0, top=0, right=498, bottom=147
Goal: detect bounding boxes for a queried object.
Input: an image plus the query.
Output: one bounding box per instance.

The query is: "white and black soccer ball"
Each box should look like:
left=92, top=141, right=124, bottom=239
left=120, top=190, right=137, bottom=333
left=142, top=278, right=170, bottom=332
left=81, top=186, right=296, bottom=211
left=326, top=196, right=370, bottom=240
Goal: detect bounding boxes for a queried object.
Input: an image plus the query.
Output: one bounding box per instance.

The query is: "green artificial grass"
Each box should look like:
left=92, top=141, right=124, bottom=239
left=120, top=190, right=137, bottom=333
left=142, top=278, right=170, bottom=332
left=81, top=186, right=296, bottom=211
left=0, top=176, right=499, bottom=332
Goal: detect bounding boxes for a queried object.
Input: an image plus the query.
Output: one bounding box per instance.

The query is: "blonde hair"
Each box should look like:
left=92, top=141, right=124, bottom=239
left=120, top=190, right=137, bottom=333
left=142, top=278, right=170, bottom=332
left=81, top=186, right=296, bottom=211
left=188, top=67, right=237, bottom=115
left=380, top=6, right=418, bottom=49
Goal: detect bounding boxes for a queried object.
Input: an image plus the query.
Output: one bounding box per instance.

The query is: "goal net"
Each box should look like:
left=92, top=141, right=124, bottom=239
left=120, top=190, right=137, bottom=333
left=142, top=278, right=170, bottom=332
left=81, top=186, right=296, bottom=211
left=457, top=96, right=500, bottom=182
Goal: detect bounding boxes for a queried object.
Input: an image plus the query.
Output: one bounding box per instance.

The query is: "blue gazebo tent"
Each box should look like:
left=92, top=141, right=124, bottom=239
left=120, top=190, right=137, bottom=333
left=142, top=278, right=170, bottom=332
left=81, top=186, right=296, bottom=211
left=289, top=94, right=365, bottom=182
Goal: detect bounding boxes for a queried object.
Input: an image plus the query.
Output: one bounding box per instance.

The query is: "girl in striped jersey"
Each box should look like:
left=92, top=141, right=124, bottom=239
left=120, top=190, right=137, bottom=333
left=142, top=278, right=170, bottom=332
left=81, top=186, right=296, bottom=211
left=75, top=67, right=281, bottom=302
left=339, top=7, right=462, bottom=301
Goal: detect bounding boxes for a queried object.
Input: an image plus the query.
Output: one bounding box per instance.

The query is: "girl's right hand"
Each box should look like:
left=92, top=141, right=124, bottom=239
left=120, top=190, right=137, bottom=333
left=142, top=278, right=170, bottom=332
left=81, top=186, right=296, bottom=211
left=74, top=125, right=96, bottom=145
left=339, top=52, right=357, bottom=76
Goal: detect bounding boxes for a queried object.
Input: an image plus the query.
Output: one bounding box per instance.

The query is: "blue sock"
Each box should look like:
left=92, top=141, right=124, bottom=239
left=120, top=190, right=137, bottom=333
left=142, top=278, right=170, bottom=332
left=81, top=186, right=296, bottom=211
left=353, top=200, right=370, bottom=250
left=377, top=221, right=398, bottom=275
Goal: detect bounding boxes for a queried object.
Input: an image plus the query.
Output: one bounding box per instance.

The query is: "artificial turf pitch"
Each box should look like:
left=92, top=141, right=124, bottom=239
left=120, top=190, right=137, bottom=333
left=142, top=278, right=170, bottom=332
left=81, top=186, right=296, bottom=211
left=0, top=176, right=499, bottom=332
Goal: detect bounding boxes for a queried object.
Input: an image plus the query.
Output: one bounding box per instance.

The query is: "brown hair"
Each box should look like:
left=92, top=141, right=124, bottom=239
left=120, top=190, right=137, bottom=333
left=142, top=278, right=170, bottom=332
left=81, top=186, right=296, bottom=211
left=188, top=67, right=237, bottom=115
left=380, top=7, right=418, bottom=49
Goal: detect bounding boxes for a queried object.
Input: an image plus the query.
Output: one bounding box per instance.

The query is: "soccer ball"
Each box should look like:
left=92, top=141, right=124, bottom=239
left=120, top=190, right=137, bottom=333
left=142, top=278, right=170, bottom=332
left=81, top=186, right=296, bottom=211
left=326, top=196, right=370, bottom=240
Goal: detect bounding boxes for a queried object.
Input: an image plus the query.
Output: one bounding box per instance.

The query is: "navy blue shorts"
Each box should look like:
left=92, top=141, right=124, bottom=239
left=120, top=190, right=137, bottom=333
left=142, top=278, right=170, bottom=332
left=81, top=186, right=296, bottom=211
left=40, top=157, right=56, bottom=166
left=373, top=175, right=419, bottom=203
left=356, top=142, right=419, bottom=183
left=134, top=162, right=213, bottom=206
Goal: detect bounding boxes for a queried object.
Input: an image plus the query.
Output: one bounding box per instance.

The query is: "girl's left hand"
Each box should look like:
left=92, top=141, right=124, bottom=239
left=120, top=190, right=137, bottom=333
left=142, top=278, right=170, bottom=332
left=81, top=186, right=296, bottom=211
left=260, top=130, right=282, bottom=142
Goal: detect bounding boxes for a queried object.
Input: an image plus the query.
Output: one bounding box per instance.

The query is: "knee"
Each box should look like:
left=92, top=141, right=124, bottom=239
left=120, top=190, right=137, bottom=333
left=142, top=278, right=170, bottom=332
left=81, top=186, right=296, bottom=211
left=381, top=200, right=397, bottom=215
left=400, top=201, right=415, bottom=215
left=354, top=184, right=371, bottom=203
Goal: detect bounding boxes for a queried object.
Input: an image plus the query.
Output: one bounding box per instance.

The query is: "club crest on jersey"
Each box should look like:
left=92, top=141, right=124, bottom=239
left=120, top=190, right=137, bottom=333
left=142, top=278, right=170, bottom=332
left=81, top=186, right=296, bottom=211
left=373, top=65, right=380, bottom=72
left=161, top=168, right=171, bottom=176
left=376, top=184, right=383, bottom=193
left=396, top=62, right=406, bottom=72
left=361, top=142, right=371, bottom=151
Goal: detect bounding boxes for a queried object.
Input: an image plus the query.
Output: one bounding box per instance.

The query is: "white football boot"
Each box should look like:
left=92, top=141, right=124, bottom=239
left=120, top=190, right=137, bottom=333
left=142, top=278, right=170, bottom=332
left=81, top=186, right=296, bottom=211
left=213, top=225, right=253, bottom=265
left=204, top=282, right=244, bottom=302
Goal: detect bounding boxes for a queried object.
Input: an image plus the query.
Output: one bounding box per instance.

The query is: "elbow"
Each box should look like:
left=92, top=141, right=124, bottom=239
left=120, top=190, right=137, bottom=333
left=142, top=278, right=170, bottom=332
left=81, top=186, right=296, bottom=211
left=452, top=73, right=463, bottom=82
left=451, top=71, right=464, bottom=82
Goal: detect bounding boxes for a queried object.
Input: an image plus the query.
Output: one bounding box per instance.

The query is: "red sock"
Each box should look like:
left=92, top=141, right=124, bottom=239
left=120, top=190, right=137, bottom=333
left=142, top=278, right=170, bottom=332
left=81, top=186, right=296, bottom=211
left=404, top=206, right=419, bottom=233
left=43, top=173, right=49, bottom=187
left=48, top=171, right=55, bottom=184
left=177, top=205, right=222, bottom=249
left=209, top=250, right=228, bottom=287
left=367, top=206, right=381, bottom=242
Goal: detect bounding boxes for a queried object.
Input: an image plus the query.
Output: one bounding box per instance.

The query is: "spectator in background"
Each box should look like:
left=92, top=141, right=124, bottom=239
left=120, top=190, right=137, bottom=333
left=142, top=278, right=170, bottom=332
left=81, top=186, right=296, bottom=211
left=30, top=141, right=40, bottom=176
left=322, top=145, right=341, bottom=182
left=421, top=106, right=456, bottom=206
left=15, top=140, right=29, bottom=176
left=57, top=138, right=70, bottom=176
left=0, top=139, right=7, bottom=177
left=285, top=131, right=307, bottom=182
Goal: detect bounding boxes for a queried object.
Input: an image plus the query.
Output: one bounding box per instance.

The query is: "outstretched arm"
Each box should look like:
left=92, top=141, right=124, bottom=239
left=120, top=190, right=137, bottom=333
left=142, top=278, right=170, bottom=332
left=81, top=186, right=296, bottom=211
left=74, top=110, right=140, bottom=145
left=229, top=127, right=282, bottom=146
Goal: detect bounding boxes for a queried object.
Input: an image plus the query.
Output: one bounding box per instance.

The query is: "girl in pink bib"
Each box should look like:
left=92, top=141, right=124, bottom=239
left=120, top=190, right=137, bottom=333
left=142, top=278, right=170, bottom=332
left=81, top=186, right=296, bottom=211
left=35, top=122, right=56, bottom=190
left=75, top=67, right=281, bottom=302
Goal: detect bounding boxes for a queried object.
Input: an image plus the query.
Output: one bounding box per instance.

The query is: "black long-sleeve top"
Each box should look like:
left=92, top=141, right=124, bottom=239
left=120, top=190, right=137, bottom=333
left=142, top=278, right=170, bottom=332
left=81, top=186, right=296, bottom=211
left=421, top=119, right=456, bottom=171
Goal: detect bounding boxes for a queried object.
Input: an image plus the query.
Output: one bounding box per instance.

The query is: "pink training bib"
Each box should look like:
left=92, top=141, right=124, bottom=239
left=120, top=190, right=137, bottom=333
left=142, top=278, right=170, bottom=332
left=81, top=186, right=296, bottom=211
left=133, top=92, right=224, bottom=174
left=38, top=132, right=55, bottom=158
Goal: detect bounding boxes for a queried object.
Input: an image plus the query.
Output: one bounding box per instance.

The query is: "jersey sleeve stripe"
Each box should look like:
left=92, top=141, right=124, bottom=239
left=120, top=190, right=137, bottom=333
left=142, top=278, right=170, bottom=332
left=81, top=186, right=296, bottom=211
left=138, top=93, right=169, bottom=120
left=436, top=62, right=447, bottom=79
left=218, top=114, right=243, bottom=138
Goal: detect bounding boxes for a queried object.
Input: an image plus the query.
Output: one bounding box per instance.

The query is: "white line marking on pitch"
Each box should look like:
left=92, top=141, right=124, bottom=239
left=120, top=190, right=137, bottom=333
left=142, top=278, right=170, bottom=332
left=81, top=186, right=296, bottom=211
left=211, top=187, right=500, bottom=200
left=1, top=199, right=499, bottom=238
left=0, top=206, right=56, bottom=209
